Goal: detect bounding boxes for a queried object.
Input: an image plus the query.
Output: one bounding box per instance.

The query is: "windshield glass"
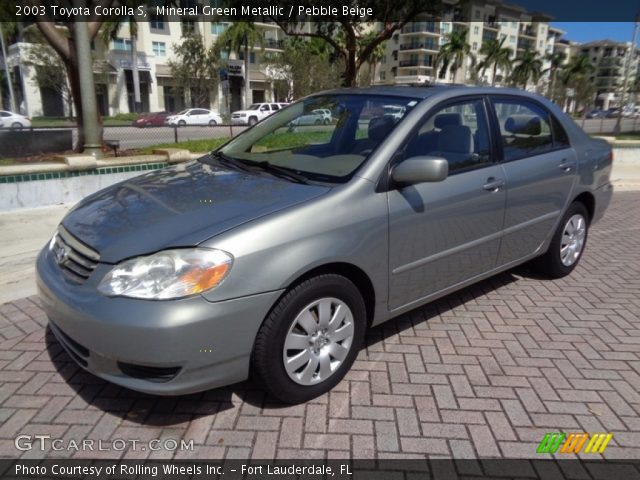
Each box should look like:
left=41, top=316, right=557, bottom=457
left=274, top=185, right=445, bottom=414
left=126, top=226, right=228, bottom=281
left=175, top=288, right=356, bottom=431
left=177, top=109, right=188, bottom=115
left=219, top=94, right=418, bottom=182
left=248, top=104, right=260, bottom=110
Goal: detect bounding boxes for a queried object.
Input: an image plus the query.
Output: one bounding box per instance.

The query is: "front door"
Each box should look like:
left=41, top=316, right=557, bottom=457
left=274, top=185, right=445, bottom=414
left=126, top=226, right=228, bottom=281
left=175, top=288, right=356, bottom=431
left=388, top=97, right=506, bottom=311
left=489, top=96, right=577, bottom=266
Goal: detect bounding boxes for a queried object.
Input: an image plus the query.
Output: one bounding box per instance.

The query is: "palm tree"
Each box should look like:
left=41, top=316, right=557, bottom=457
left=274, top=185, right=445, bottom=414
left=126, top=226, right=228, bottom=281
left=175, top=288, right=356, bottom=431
left=476, top=37, right=512, bottom=86
left=360, top=32, right=386, bottom=85
left=560, top=54, right=594, bottom=86
left=216, top=22, right=264, bottom=109
left=544, top=51, right=567, bottom=101
left=436, top=28, right=475, bottom=83
left=510, top=49, right=543, bottom=89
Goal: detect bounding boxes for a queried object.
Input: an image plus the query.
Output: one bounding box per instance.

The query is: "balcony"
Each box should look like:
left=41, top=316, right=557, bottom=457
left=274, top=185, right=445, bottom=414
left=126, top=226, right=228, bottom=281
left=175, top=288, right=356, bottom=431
left=400, top=41, right=438, bottom=52
left=519, top=27, right=536, bottom=38
left=398, top=59, right=434, bottom=68
left=517, top=38, right=535, bottom=50
left=484, top=19, right=499, bottom=30
left=401, top=22, right=440, bottom=35
left=263, top=38, right=284, bottom=50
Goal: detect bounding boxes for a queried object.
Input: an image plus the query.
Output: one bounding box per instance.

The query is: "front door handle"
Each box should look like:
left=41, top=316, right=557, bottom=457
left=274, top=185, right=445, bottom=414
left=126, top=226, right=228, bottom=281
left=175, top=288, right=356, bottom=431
left=558, top=160, right=577, bottom=172
left=483, top=177, right=505, bottom=192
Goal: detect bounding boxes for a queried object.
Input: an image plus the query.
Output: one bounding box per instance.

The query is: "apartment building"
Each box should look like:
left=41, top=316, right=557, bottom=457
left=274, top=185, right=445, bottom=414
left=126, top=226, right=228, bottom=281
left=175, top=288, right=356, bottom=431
left=6, top=18, right=286, bottom=117
left=576, top=40, right=640, bottom=109
left=379, top=0, right=570, bottom=89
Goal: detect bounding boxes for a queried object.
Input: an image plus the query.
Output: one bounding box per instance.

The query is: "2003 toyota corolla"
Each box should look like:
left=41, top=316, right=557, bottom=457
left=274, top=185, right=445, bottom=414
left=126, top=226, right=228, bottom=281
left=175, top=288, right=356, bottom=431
left=37, top=86, right=613, bottom=403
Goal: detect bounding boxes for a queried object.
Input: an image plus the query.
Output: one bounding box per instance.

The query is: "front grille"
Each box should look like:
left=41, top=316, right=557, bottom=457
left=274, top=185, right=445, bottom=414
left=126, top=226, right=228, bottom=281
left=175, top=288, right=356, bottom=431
left=117, top=362, right=181, bottom=383
left=52, top=226, right=100, bottom=283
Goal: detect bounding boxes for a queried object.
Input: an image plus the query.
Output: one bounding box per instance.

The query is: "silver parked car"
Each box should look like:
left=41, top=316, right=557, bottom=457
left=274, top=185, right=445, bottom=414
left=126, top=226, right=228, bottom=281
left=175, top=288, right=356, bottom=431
left=37, top=86, right=613, bottom=403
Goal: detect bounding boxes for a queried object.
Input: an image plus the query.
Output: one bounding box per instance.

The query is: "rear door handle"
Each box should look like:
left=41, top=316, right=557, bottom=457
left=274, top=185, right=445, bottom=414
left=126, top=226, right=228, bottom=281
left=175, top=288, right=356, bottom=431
left=483, top=178, right=505, bottom=192
left=558, top=160, right=576, bottom=172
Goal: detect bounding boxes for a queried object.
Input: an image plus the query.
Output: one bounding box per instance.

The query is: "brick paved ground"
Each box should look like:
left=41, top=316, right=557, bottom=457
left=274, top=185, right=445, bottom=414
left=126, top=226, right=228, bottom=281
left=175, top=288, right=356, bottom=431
left=0, top=193, right=639, bottom=460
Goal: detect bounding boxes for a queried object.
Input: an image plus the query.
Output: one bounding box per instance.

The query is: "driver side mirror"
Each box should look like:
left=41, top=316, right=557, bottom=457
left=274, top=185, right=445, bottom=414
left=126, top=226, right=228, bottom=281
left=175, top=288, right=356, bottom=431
left=391, top=156, right=448, bottom=186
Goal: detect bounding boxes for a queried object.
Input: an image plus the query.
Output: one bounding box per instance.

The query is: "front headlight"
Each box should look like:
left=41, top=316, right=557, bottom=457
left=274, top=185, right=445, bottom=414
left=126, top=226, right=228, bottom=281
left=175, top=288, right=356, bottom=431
left=98, top=248, right=233, bottom=300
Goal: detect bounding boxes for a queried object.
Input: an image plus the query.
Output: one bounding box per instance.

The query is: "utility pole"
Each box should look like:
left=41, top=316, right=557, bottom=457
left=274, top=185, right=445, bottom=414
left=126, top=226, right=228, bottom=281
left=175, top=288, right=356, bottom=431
left=74, top=5, right=102, bottom=157
left=614, top=16, right=640, bottom=135
left=0, top=23, right=17, bottom=112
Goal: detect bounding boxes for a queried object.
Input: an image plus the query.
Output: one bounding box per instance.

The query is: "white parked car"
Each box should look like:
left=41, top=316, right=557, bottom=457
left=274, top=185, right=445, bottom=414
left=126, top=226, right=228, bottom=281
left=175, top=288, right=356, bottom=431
left=166, top=108, right=222, bottom=127
left=0, top=110, right=31, bottom=129
left=289, top=109, right=333, bottom=127
left=231, top=103, right=288, bottom=126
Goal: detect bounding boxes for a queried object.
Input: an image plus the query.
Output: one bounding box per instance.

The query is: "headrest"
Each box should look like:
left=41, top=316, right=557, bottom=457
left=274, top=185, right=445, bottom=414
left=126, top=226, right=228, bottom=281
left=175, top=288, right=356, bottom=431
left=434, top=113, right=462, bottom=129
left=438, top=125, right=473, bottom=153
left=505, top=115, right=542, bottom=135
left=368, top=116, right=396, bottom=141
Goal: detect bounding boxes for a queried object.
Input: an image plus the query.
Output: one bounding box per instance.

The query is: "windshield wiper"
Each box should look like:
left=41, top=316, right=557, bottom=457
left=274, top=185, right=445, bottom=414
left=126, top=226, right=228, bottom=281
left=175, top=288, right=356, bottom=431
left=210, top=151, right=251, bottom=172
left=249, top=161, right=309, bottom=185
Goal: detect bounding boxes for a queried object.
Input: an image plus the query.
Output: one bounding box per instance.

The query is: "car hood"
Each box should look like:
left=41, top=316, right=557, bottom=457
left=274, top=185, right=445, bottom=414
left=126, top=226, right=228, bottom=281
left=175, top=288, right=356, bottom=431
left=61, top=159, right=330, bottom=263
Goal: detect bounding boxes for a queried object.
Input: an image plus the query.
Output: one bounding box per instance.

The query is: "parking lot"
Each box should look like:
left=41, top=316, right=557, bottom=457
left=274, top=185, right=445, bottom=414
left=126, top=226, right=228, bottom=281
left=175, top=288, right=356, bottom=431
left=0, top=192, right=638, bottom=460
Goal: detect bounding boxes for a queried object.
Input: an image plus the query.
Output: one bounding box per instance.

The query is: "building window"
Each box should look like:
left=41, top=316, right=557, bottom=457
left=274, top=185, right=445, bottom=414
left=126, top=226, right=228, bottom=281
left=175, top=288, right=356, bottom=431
left=211, top=22, right=226, bottom=35
left=442, top=23, right=450, bottom=33
left=152, top=41, right=166, bottom=56
left=220, top=50, right=229, bottom=60
left=474, top=26, right=479, bottom=34
left=510, top=35, right=516, bottom=43
left=239, top=51, right=256, bottom=63
left=475, top=10, right=481, bottom=19
left=473, top=42, right=478, bottom=50
left=112, top=38, right=132, bottom=51
left=150, top=15, right=164, bottom=30
left=380, top=71, right=386, bottom=81
left=181, top=20, right=196, bottom=36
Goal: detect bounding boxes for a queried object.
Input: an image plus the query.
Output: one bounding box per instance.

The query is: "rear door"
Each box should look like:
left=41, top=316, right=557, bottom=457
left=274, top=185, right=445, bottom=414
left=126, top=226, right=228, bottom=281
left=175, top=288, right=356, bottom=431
left=489, top=96, right=577, bottom=266
left=387, top=96, right=506, bottom=310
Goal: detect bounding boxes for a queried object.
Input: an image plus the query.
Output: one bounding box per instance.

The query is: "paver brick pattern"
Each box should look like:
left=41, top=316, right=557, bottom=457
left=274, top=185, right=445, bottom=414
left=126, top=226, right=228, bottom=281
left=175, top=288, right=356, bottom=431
left=0, top=193, right=639, bottom=459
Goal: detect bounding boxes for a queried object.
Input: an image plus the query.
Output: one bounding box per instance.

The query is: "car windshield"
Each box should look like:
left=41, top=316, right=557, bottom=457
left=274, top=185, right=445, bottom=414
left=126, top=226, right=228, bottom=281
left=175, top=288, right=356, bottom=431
left=248, top=104, right=261, bottom=110
left=177, top=109, right=188, bottom=115
left=218, top=94, right=418, bottom=182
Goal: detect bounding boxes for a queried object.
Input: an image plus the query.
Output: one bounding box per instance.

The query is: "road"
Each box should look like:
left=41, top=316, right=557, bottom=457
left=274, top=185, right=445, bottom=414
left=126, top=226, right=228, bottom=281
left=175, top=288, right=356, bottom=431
left=35, top=117, right=640, bottom=152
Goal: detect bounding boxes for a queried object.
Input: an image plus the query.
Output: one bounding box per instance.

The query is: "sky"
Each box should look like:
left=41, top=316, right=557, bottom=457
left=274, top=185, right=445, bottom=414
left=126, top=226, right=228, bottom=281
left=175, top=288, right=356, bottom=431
left=552, top=22, right=636, bottom=43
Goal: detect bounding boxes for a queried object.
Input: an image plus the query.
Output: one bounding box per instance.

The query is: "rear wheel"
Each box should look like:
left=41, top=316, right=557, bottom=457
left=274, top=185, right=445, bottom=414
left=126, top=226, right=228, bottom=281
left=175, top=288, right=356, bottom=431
left=209, top=119, right=217, bottom=126
left=252, top=274, right=366, bottom=404
left=532, top=202, right=589, bottom=278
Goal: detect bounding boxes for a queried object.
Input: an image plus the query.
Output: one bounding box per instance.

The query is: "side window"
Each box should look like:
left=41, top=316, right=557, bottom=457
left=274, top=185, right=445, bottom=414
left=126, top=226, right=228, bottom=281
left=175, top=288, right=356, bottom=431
left=404, top=99, right=492, bottom=174
left=550, top=115, right=570, bottom=148
left=492, top=99, right=555, bottom=161
left=271, top=104, right=280, bottom=110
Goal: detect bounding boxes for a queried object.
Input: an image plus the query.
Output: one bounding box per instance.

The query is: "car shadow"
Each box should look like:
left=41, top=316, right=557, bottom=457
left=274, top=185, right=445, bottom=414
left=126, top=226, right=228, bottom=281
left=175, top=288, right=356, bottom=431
left=45, top=267, right=536, bottom=419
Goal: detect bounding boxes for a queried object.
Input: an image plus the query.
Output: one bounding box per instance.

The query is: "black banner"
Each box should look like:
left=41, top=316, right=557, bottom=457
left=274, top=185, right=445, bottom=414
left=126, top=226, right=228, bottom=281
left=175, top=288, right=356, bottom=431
left=1, top=459, right=640, bottom=480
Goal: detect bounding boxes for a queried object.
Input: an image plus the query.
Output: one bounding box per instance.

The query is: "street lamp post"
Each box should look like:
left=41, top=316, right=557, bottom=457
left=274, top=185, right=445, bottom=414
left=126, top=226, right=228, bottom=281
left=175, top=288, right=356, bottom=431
left=0, top=23, right=17, bottom=112
left=614, top=16, right=640, bottom=135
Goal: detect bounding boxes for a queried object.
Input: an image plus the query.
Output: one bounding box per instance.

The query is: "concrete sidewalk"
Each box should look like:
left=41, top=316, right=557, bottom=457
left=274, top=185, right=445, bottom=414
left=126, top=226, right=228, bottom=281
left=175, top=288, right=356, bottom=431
left=0, top=161, right=638, bottom=304
left=0, top=204, right=72, bottom=304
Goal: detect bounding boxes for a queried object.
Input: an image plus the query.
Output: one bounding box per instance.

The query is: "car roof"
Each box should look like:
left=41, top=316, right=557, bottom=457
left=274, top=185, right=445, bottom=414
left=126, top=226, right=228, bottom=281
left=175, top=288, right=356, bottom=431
left=317, top=84, right=548, bottom=102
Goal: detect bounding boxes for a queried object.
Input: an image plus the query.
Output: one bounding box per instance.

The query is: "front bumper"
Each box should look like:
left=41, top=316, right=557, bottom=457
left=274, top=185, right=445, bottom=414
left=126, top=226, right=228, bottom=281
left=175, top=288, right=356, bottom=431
left=36, top=247, right=283, bottom=395
left=231, top=118, right=248, bottom=125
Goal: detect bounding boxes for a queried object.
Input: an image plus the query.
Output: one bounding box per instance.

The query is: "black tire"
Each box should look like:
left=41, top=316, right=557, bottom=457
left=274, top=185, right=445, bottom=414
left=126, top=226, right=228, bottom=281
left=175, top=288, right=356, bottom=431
left=209, top=119, right=217, bottom=126
left=323, top=118, right=330, bottom=125
left=532, top=201, right=590, bottom=278
left=178, top=120, right=186, bottom=127
left=314, top=119, right=321, bottom=125
left=252, top=274, right=366, bottom=404
left=248, top=116, right=258, bottom=126
left=11, top=122, right=23, bottom=130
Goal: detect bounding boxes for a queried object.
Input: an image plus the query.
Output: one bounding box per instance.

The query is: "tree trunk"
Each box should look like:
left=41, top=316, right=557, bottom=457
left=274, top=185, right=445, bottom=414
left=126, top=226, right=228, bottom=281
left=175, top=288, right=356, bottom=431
left=244, top=43, right=250, bottom=109
left=343, top=49, right=357, bottom=87
left=65, top=56, right=85, bottom=152
left=492, top=64, right=497, bottom=87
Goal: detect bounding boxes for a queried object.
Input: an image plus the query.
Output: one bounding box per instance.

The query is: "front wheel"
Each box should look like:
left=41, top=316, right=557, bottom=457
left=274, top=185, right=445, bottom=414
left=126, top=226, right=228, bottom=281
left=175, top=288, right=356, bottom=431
left=252, top=274, right=366, bottom=403
left=178, top=120, right=186, bottom=127
left=248, top=117, right=258, bottom=126
left=532, top=202, right=589, bottom=278
left=11, top=122, right=23, bottom=130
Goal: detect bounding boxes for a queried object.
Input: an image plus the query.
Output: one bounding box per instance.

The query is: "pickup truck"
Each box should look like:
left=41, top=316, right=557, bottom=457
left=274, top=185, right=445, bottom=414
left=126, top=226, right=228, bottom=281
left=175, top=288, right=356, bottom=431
left=231, top=102, right=289, bottom=126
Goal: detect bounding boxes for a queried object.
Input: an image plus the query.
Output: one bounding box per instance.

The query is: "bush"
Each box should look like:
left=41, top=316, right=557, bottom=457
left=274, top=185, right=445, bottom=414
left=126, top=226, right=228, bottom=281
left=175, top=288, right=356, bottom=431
left=108, top=113, right=138, bottom=121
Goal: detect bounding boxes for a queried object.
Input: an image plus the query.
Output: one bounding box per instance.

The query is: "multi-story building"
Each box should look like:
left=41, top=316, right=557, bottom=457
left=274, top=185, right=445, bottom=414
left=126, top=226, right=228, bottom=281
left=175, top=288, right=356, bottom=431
left=576, top=40, right=640, bottom=109
left=378, top=0, right=570, bottom=90
left=6, top=17, right=286, bottom=117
